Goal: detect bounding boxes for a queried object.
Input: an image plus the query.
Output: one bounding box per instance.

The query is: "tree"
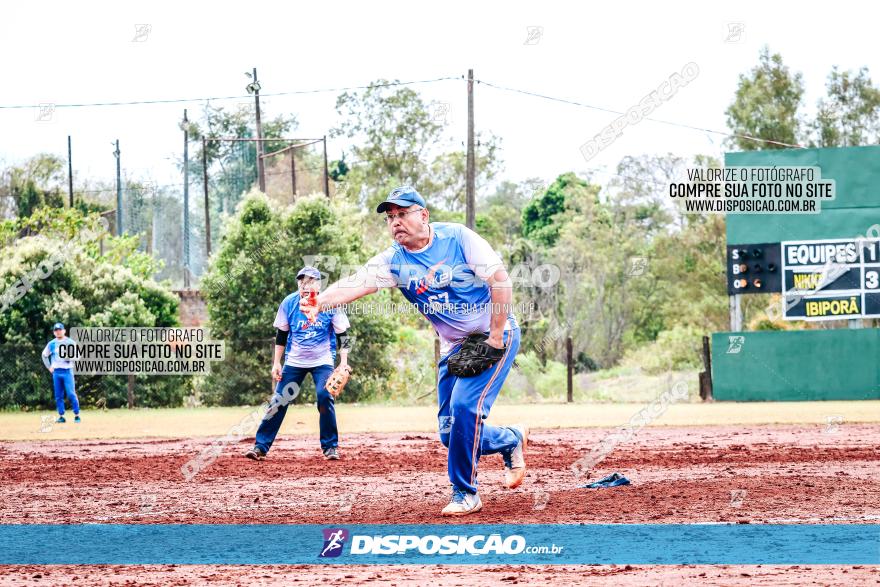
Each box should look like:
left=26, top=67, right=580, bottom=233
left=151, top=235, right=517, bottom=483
left=186, top=103, right=301, bottom=215
left=811, top=67, right=880, bottom=147
left=521, top=172, right=589, bottom=247
left=0, top=154, right=67, bottom=218
left=725, top=47, right=805, bottom=150
left=199, top=191, right=395, bottom=405
left=331, top=80, right=501, bottom=212
left=0, top=208, right=185, bottom=409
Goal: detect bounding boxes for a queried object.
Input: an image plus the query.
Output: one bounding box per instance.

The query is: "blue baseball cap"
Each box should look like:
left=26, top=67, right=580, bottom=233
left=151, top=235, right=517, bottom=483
left=296, top=266, right=322, bottom=280
left=52, top=322, right=65, bottom=331
left=376, top=186, right=426, bottom=213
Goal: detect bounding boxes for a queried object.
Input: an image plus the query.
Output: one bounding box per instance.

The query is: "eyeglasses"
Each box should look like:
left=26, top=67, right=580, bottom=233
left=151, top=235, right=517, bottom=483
left=383, top=208, right=423, bottom=223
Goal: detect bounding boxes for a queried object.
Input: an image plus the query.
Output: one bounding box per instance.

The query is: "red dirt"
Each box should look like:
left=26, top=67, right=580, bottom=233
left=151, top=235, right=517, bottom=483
left=1, top=423, right=879, bottom=585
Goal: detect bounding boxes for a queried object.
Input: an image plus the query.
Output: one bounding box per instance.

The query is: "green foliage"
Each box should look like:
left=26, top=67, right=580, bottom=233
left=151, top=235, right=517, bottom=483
left=328, top=155, right=350, bottom=181
left=521, top=173, right=581, bottom=247
left=725, top=46, right=805, bottom=150
left=0, top=154, right=67, bottom=219
left=726, top=48, right=880, bottom=149
left=620, top=325, right=703, bottom=374
left=514, top=351, right=567, bottom=399
left=0, top=223, right=186, bottom=409
left=199, top=191, right=395, bottom=405
left=187, top=103, right=299, bottom=221
left=331, top=80, right=501, bottom=212
left=811, top=67, right=880, bottom=147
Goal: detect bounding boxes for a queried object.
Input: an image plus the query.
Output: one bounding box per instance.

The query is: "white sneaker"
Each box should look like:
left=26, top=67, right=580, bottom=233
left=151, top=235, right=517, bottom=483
left=503, top=424, right=528, bottom=489
left=441, top=487, right=483, bottom=516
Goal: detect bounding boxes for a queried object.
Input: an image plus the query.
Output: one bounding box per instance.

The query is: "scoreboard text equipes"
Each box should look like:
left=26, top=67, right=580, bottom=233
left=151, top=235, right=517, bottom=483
left=781, top=238, right=880, bottom=320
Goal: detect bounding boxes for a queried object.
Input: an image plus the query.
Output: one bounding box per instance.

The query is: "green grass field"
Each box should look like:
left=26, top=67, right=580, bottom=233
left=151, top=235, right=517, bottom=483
left=3, top=400, right=879, bottom=441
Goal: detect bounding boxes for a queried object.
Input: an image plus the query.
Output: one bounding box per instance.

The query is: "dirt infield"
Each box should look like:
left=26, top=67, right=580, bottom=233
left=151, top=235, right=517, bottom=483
left=2, top=423, right=879, bottom=585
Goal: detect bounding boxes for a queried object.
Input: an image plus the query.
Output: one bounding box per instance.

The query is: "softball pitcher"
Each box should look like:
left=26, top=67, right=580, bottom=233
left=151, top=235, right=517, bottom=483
left=302, top=186, right=526, bottom=516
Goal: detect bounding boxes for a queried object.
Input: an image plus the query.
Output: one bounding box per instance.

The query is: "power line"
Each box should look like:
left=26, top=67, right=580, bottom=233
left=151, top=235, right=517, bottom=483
left=0, top=77, right=460, bottom=110
left=476, top=78, right=805, bottom=149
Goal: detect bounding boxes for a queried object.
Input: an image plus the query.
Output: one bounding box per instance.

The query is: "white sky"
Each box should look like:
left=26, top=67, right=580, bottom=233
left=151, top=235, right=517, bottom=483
left=1, top=1, right=877, bottom=196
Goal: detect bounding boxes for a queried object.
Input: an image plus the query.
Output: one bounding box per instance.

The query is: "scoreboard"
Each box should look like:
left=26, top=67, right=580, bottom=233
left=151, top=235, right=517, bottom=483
left=727, top=238, right=880, bottom=320
left=726, top=242, right=782, bottom=295
left=781, top=238, right=880, bottom=320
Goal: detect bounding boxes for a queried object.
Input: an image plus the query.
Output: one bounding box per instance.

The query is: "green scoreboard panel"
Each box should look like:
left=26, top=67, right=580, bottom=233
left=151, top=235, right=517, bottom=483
left=724, top=145, right=880, bottom=322
left=781, top=238, right=880, bottom=320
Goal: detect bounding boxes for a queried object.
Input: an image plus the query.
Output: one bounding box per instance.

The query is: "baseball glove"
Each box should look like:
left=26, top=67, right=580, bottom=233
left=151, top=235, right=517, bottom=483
left=325, top=364, right=352, bottom=398
left=447, top=333, right=506, bottom=377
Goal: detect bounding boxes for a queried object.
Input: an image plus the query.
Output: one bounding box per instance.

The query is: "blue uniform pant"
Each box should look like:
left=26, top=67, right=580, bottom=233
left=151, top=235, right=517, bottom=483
left=437, top=327, right=521, bottom=494
left=255, top=364, right=337, bottom=453
left=53, top=368, right=79, bottom=415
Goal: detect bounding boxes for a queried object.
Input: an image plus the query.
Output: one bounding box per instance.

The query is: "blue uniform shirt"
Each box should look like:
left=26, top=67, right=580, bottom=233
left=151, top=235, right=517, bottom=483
left=42, top=337, right=76, bottom=370
left=365, top=222, right=516, bottom=354
left=274, top=292, right=350, bottom=368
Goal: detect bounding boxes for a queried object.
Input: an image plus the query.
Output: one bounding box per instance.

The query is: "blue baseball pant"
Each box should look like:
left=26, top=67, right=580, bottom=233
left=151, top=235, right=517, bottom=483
left=53, top=368, right=79, bottom=416
left=255, top=364, right=337, bottom=453
left=437, top=326, right=521, bottom=494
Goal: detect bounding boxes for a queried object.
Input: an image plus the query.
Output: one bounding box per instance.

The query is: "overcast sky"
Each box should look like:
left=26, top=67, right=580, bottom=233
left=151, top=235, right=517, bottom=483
left=2, top=1, right=877, bottom=196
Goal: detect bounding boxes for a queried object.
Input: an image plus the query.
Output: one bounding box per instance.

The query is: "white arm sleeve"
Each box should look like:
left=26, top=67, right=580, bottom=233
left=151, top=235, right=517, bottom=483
left=331, top=310, right=351, bottom=334
left=459, top=225, right=505, bottom=281
left=273, top=302, right=290, bottom=331
left=42, top=343, right=51, bottom=358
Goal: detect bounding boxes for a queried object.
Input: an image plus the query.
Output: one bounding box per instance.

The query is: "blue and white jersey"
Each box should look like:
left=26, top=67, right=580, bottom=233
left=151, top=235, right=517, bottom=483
left=274, top=292, right=350, bottom=368
left=42, top=337, right=76, bottom=370
left=366, top=222, right=516, bottom=354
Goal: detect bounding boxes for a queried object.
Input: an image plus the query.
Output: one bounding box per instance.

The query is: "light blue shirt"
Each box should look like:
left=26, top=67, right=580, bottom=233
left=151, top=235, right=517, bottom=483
left=274, top=293, right=350, bottom=368
left=42, top=337, right=76, bottom=370
left=367, top=222, right=516, bottom=353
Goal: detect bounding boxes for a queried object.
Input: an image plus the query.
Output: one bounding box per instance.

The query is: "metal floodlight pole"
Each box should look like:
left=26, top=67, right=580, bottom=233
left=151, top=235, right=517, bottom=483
left=67, top=136, right=73, bottom=207
left=203, top=137, right=211, bottom=258
left=250, top=67, right=266, bottom=193
left=183, top=109, right=190, bottom=288
left=114, top=139, right=122, bottom=235
left=290, top=144, right=297, bottom=201
left=323, top=135, right=330, bottom=198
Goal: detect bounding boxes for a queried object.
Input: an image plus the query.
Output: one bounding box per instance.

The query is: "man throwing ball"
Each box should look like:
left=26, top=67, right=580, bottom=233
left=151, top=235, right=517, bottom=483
left=245, top=266, right=352, bottom=461
left=302, top=186, right=526, bottom=516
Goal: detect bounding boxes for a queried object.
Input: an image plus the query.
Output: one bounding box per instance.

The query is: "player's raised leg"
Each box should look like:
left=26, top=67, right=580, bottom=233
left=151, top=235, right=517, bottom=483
left=441, top=326, right=521, bottom=515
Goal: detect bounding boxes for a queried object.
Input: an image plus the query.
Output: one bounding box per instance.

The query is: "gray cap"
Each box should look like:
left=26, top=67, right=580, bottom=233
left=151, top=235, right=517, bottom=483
left=296, top=266, right=322, bottom=280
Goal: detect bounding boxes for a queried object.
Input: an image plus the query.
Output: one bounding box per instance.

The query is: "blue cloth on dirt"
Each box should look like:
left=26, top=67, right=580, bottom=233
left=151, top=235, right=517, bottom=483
left=580, top=472, right=631, bottom=489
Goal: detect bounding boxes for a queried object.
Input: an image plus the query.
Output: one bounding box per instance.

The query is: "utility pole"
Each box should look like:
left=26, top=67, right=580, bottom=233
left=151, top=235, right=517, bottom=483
left=114, top=140, right=122, bottom=235
left=566, top=336, right=573, bottom=403
left=249, top=67, right=266, bottom=193
left=67, top=136, right=73, bottom=207
left=183, top=109, right=191, bottom=288
left=465, top=69, right=476, bottom=229
left=323, top=135, right=330, bottom=198
left=202, top=137, right=211, bottom=258
left=290, top=145, right=297, bottom=201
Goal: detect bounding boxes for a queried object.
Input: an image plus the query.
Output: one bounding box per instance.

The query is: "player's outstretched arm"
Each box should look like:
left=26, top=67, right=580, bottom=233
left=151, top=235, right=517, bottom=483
left=302, top=258, right=391, bottom=321
left=317, top=280, right=377, bottom=311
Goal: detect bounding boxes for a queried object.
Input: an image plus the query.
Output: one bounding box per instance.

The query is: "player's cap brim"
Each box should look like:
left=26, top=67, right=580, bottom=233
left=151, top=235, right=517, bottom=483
left=376, top=198, right=421, bottom=213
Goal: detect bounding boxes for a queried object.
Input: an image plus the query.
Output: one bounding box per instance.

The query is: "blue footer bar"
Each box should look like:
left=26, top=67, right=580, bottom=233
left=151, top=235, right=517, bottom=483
left=1, top=524, right=877, bottom=565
